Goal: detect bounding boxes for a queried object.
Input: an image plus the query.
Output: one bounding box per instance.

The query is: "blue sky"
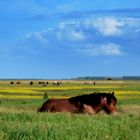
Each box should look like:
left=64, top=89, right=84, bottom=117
left=0, top=0, right=140, bottom=79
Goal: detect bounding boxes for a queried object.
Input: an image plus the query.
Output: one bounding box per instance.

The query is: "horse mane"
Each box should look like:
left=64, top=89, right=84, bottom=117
left=68, top=92, right=117, bottom=106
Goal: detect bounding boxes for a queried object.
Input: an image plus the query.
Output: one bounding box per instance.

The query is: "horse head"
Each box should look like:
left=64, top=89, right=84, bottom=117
left=101, top=92, right=117, bottom=114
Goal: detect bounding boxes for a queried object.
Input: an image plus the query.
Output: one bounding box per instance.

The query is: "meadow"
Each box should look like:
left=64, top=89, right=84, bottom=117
left=0, top=80, right=140, bottom=140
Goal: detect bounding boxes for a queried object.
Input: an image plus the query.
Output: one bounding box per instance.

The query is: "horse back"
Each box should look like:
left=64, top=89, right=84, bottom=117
left=38, top=98, right=81, bottom=113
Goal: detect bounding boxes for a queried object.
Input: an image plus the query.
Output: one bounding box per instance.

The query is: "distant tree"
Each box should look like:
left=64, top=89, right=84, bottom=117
left=107, top=78, right=112, bottom=80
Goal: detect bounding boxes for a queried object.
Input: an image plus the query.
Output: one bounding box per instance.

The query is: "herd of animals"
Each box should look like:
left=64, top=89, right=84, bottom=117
left=9, top=81, right=117, bottom=115
left=10, top=81, right=62, bottom=86
left=10, top=81, right=96, bottom=86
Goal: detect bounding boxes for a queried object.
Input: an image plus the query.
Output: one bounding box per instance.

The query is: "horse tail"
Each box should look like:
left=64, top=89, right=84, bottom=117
left=37, top=102, right=48, bottom=112
left=37, top=99, right=53, bottom=112
left=37, top=107, right=45, bottom=112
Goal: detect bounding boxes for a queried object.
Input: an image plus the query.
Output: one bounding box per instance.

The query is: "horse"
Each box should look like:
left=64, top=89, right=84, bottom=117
left=68, top=92, right=117, bottom=114
left=37, top=92, right=117, bottom=115
left=53, top=81, right=61, bottom=86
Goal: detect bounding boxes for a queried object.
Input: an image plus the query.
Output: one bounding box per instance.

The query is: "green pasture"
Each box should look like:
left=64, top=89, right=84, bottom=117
left=0, top=80, right=140, bottom=140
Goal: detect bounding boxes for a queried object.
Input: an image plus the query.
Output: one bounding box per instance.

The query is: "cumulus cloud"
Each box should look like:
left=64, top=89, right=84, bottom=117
left=101, top=43, right=122, bottom=55
left=68, top=30, right=86, bottom=41
left=24, top=32, right=48, bottom=44
left=76, top=43, right=122, bottom=56
left=55, top=22, right=86, bottom=42
left=84, top=17, right=124, bottom=36
left=18, top=16, right=140, bottom=56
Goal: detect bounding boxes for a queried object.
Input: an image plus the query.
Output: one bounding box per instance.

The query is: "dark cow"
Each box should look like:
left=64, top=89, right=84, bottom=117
left=16, top=81, right=20, bottom=84
left=30, top=81, right=33, bottom=85
left=10, top=81, right=14, bottom=85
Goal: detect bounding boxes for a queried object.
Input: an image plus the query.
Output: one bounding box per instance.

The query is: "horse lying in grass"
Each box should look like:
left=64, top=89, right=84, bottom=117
left=38, top=92, right=117, bottom=114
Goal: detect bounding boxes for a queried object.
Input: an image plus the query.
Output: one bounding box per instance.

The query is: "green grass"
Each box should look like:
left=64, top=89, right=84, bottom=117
left=0, top=80, right=140, bottom=140
left=0, top=107, right=139, bottom=140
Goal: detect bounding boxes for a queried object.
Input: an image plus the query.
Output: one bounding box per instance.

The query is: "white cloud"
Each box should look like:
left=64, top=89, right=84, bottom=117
left=101, top=43, right=122, bottom=55
left=55, top=29, right=86, bottom=42
left=24, top=32, right=48, bottom=44
left=57, top=22, right=86, bottom=41
left=59, top=22, right=67, bottom=29
left=76, top=43, right=122, bottom=56
left=68, top=30, right=86, bottom=41
left=123, top=18, right=140, bottom=27
left=84, top=17, right=124, bottom=36
left=18, top=16, right=140, bottom=56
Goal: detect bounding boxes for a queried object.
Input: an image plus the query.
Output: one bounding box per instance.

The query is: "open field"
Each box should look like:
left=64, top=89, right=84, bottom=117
left=0, top=80, right=140, bottom=140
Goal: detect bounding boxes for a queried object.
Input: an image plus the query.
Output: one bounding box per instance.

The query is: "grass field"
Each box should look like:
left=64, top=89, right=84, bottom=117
left=0, top=80, right=140, bottom=140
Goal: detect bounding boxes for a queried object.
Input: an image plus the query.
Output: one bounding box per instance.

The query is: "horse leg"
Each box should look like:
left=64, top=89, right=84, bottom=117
left=82, top=104, right=96, bottom=115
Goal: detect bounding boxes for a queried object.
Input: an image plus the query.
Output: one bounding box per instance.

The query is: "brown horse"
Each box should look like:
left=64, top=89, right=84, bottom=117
left=38, top=92, right=117, bottom=114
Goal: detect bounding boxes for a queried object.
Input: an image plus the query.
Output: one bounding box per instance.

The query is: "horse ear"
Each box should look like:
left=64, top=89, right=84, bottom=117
left=101, top=97, right=107, bottom=105
left=111, top=92, right=114, bottom=95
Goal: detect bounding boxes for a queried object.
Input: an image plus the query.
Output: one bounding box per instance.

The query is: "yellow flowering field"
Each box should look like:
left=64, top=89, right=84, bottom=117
left=0, top=88, right=39, bottom=94
left=0, top=80, right=140, bottom=100
left=115, top=90, right=140, bottom=94
left=0, top=94, right=41, bottom=99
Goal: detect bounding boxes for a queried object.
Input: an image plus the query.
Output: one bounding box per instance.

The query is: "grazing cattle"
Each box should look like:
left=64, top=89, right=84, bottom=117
left=38, top=92, right=117, bottom=114
left=84, top=81, right=96, bottom=85
left=44, top=81, right=49, bottom=86
left=38, top=81, right=49, bottom=86
left=16, top=81, right=20, bottom=84
left=10, top=82, right=14, bottom=84
left=30, top=81, right=33, bottom=85
left=42, top=81, right=45, bottom=84
left=84, top=82, right=91, bottom=85
left=53, top=81, right=61, bottom=86
left=38, top=81, right=45, bottom=84
left=38, top=81, right=42, bottom=84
